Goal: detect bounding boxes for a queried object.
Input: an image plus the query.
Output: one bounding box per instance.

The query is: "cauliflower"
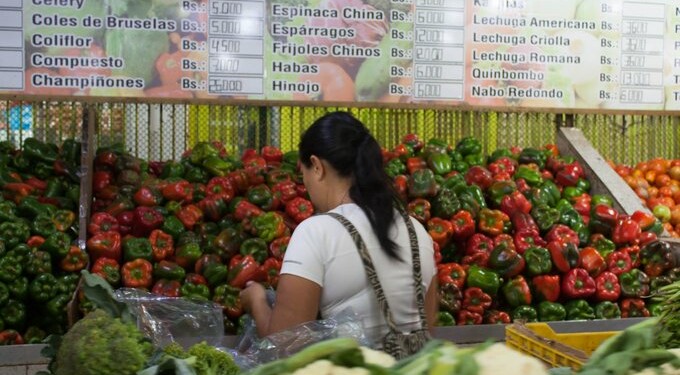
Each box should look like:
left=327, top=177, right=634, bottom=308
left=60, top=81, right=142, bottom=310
left=359, top=347, right=396, bottom=368
left=473, top=344, right=549, bottom=375
left=53, top=309, right=153, bottom=375
left=291, top=359, right=370, bottom=375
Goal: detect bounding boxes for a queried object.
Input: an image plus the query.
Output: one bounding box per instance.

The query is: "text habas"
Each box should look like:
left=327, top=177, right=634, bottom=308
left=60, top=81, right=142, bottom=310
left=32, top=0, right=85, bottom=10
left=271, top=4, right=384, bottom=20
left=272, top=62, right=319, bottom=74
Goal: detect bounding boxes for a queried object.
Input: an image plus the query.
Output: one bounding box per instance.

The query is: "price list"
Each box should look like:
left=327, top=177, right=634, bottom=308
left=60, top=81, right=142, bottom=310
left=619, top=1, right=665, bottom=104
left=412, top=0, right=465, bottom=100
left=208, top=0, right=265, bottom=95
left=0, top=0, right=24, bottom=90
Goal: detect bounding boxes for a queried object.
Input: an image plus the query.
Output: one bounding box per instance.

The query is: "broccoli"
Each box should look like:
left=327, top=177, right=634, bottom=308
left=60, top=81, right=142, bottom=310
left=53, top=309, right=153, bottom=375
left=187, top=341, right=240, bottom=375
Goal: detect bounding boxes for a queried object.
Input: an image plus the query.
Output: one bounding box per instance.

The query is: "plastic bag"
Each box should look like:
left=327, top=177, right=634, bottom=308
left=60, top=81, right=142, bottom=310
left=113, top=288, right=224, bottom=348
left=232, top=289, right=371, bottom=370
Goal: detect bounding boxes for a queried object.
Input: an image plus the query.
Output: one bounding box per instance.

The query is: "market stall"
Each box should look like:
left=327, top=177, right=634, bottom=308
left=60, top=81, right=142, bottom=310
left=1, top=0, right=680, bottom=374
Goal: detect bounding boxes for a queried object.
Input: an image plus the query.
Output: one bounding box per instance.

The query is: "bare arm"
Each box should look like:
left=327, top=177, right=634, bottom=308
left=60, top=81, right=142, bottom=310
left=425, top=275, right=439, bottom=331
left=243, top=274, right=322, bottom=337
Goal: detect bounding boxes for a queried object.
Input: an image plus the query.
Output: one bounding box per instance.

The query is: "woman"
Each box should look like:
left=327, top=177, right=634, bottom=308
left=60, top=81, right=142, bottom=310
left=240, top=111, right=438, bottom=349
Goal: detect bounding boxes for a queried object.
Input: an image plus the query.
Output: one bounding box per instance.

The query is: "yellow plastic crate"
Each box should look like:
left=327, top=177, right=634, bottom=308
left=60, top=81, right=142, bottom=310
left=505, top=323, right=617, bottom=370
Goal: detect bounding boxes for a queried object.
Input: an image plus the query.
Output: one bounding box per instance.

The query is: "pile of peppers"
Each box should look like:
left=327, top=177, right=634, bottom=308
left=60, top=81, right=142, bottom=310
left=87, top=142, right=312, bottom=334
left=0, top=138, right=83, bottom=345
left=383, top=134, right=678, bottom=325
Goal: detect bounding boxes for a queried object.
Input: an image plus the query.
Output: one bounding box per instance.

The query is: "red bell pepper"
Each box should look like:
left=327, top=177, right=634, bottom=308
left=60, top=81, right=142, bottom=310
left=121, top=258, right=153, bottom=288
left=152, top=279, right=181, bottom=297
left=547, top=239, right=579, bottom=273
left=532, top=275, right=561, bottom=302
left=451, top=210, right=475, bottom=241
left=511, top=212, right=539, bottom=234
left=620, top=245, right=641, bottom=268
left=206, top=176, right=235, bottom=201
left=149, top=229, right=174, bottom=262
left=638, top=231, right=657, bottom=247
left=464, top=166, right=494, bottom=190
left=433, top=242, right=442, bottom=264
left=606, top=251, right=633, bottom=276
left=285, top=197, right=314, bottom=224
left=27, top=235, right=45, bottom=248
left=485, top=310, right=512, bottom=324
left=513, top=228, right=546, bottom=255
left=620, top=298, right=650, bottom=318
left=489, top=243, right=525, bottom=278
left=406, top=157, right=427, bottom=175
left=61, top=245, right=88, bottom=272
left=25, top=177, right=47, bottom=191
left=437, top=262, right=466, bottom=289
left=461, top=252, right=490, bottom=268
left=198, top=196, right=228, bottom=222
left=407, top=198, right=432, bottom=224
left=132, top=206, right=164, bottom=237
left=457, top=310, right=483, bottom=325
left=477, top=208, right=509, bottom=237
left=271, top=180, right=298, bottom=204
left=499, top=191, right=532, bottom=216
left=555, top=162, right=583, bottom=187
left=0, top=330, right=25, bottom=345
left=94, top=149, right=117, bottom=169
left=488, top=157, right=516, bottom=176
left=87, top=231, right=122, bottom=262
left=428, top=218, right=453, bottom=248
left=261, top=146, right=283, bottom=164
left=91, top=257, right=121, bottom=286
left=493, top=234, right=516, bottom=251
left=3, top=183, right=34, bottom=203
left=572, top=193, right=591, bottom=216
left=87, top=212, right=120, bottom=235
left=515, top=178, right=531, bottom=194
left=631, top=211, right=659, bottom=233
left=133, top=186, right=163, bottom=207
left=402, top=133, right=424, bottom=152
left=92, top=170, right=113, bottom=193
left=227, top=170, right=250, bottom=194
left=595, top=271, right=621, bottom=302
left=579, top=247, right=606, bottom=277
left=465, top=233, right=494, bottom=256
left=230, top=198, right=264, bottom=221
left=104, top=198, right=135, bottom=217
left=260, top=257, right=283, bottom=288
left=162, top=180, right=192, bottom=202
left=562, top=268, right=596, bottom=299
left=462, top=287, right=492, bottom=314
left=591, top=204, right=619, bottom=228
left=545, top=224, right=579, bottom=247
left=612, top=216, right=641, bottom=246
left=393, top=175, right=409, bottom=202
left=176, top=204, right=203, bottom=230
left=269, top=236, right=290, bottom=260
left=228, top=255, right=263, bottom=288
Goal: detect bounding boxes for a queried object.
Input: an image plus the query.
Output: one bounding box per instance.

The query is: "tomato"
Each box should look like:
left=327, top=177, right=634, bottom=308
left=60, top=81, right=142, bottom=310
left=655, top=173, right=671, bottom=188
left=659, top=186, right=674, bottom=198
left=647, top=186, right=659, bottom=199
left=669, top=165, right=680, bottom=181
left=645, top=170, right=657, bottom=184
left=670, top=205, right=680, bottom=226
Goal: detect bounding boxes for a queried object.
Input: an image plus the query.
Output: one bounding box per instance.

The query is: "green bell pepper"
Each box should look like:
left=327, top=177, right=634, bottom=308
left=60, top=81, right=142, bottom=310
left=8, top=277, right=28, bottom=300
left=524, top=246, right=553, bottom=276
left=0, top=257, right=22, bottom=283
left=437, top=311, right=456, bottom=326
left=456, top=136, right=482, bottom=156
left=47, top=294, right=71, bottom=318
left=246, top=184, right=276, bottom=211
left=594, top=301, right=621, bottom=319
left=512, top=305, right=538, bottom=322
left=538, top=301, right=566, bottom=322
left=240, top=237, right=269, bottom=264
left=251, top=212, right=286, bottom=243
left=31, top=214, right=57, bottom=237
left=175, top=242, right=203, bottom=269
left=515, top=165, right=543, bottom=187
left=562, top=186, right=585, bottom=202
left=33, top=162, right=53, bottom=180
left=527, top=187, right=553, bottom=208
left=44, top=178, right=65, bottom=198
left=466, top=265, right=500, bottom=296
left=619, top=269, right=650, bottom=298
left=55, top=274, right=79, bottom=296
left=502, top=275, right=532, bottom=308
left=0, top=299, right=26, bottom=329
left=0, top=222, right=30, bottom=249
left=17, top=197, right=54, bottom=219
left=591, top=194, right=614, bottom=207
left=531, top=204, right=561, bottom=232
left=441, top=173, right=466, bottom=190
left=153, top=260, right=186, bottom=281
left=123, top=237, right=154, bottom=262
left=455, top=184, right=486, bottom=209
left=464, top=153, right=485, bottom=167
left=0, top=201, right=17, bottom=221
left=556, top=200, right=582, bottom=228
left=23, top=138, right=58, bottom=164
left=575, top=178, right=591, bottom=192
left=29, top=273, right=58, bottom=302
left=41, top=231, right=72, bottom=259
left=184, top=166, right=210, bottom=184
left=202, top=155, right=234, bottom=177
left=488, top=148, right=513, bottom=163
left=161, top=161, right=186, bottom=179
left=590, top=235, right=616, bottom=259
left=541, top=180, right=561, bottom=206
left=452, top=160, right=469, bottom=174
left=428, top=153, right=453, bottom=176
left=408, top=169, right=438, bottom=198
left=7, top=244, right=31, bottom=265
left=12, top=153, right=31, bottom=171
left=188, top=142, right=219, bottom=165
left=565, top=299, right=595, bottom=320
left=518, top=148, right=548, bottom=169
left=180, top=282, right=211, bottom=301
left=572, top=221, right=591, bottom=247
left=25, top=250, right=52, bottom=276
left=432, top=188, right=461, bottom=219
left=162, top=216, right=186, bottom=239
left=488, top=180, right=517, bottom=207
left=385, top=158, right=406, bottom=179
left=0, top=282, right=8, bottom=307
left=60, top=139, right=81, bottom=168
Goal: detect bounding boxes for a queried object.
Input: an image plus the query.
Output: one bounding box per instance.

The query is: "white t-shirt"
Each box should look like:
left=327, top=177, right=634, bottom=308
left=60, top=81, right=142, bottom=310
left=280, top=203, right=436, bottom=344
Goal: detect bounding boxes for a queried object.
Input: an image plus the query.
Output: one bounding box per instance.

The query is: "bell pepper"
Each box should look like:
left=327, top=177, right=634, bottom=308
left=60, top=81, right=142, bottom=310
left=445, top=211, right=473, bottom=242
left=150, top=279, right=181, bottom=297
left=104, top=197, right=135, bottom=217
left=393, top=174, right=408, bottom=202
left=400, top=134, right=422, bottom=154
left=251, top=212, right=287, bottom=243
left=149, top=229, right=174, bottom=262
left=240, top=237, right=269, bottom=264
left=565, top=299, right=595, bottom=320
left=466, top=264, right=500, bottom=296
left=7, top=244, right=31, bottom=265
left=538, top=301, right=567, bottom=322
left=517, top=147, right=547, bottom=168
left=213, top=227, right=246, bottom=261
left=524, top=246, right=552, bottom=276
left=562, top=268, right=596, bottom=299
left=131, top=206, right=164, bottom=237
left=620, top=298, right=650, bottom=318
left=502, top=275, right=532, bottom=308
left=547, top=239, right=579, bottom=273
left=640, top=240, right=674, bottom=277
left=174, top=242, right=202, bottom=269
left=462, top=167, right=492, bottom=192
left=638, top=231, right=658, bottom=247
left=631, top=211, right=663, bottom=235
left=92, top=257, right=121, bottom=286
left=160, top=161, right=186, bottom=179
left=385, top=158, right=406, bottom=179
left=28, top=273, right=57, bottom=302
left=476, top=208, right=508, bottom=237
left=426, top=218, right=452, bottom=248
left=153, top=260, right=186, bottom=281
left=621, top=245, right=641, bottom=268
left=246, top=184, right=279, bottom=211
left=594, top=301, right=621, bottom=319
left=619, top=269, right=650, bottom=298
left=0, top=299, right=26, bottom=329
left=455, top=309, right=482, bottom=325
left=201, top=155, right=233, bottom=177
left=132, top=186, right=162, bottom=207
left=595, top=271, right=620, bottom=302
left=452, top=137, right=479, bottom=157
left=7, top=277, right=28, bottom=300
left=25, top=250, right=52, bottom=276
left=591, top=204, right=619, bottom=231
left=0, top=201, right=17, bottom=222
left=511, top=211, right=539, bottom=233
left=179, top=274, right=211, bottom=301
left=188, top=141, right=219, bottom=165
left=0, top=282, right=7, bottom=308
left=271, top=180, right=298, bottom=204
left=259, top=257, right=282, bottom=288
left=437, top=311, right=455, bottom=326
left=41, top=231, right=72, bottom=260
left=123, top=237, right=153, bottom=262
left=61, top=245, right=88, bottom=272
left=530, top=205, right=560, bottom=234
left=489, top=243, right=524, bottom=278
left=481, top=310, right=509, bottom=324
left=269, top=236, right=290, bottom=261
left=212, top=284, right=243, bottom=319
left=487, top=180, right=516, bottom=207
left=612, top=217, right=641, bottom=246
left=607, top=251, right=633, bottom=276
left=425, top=153, right=451, bottom=176
left=438, top=282, right=462, bottom=315
left=514, top=165, right=543, bottom=187
left=556, top=200, right=582, bottom=227
left=285, top=197, right=314, bottom=224
left=461, top=287, right=492, bottom=314
left=589, top=234, right=616, bottom=259
left=175, top=204, right=203, bottom=231
left=513, top=229, right=546, bottom=257
left=162, top=216, right=186, bottom=239
left=0, top=222, right=31, bottom=249
left=121, top=258, right=153, bottom=288
left=465, top=233, right=494, bottom=256
left=578, top=247, right=606, bottom=277
left=650, top=275, right=672, bottom=293
left=408, top=168, right=438, bottom=198
left=265, top=169, right=292, bottom=187
left=407, top=198, right=431, bottom=224
left=512, top=305, right=538, bottom=322
left=30, top=214, right=56, bottom=238
left=229, top=197, right=264, bottom=221
left=228, top=254, right=262, bottom=288
left=555, top=163, right=582, bottom=187
left=499, top=191, right=532, bottom=217
left=161, top=180, right=192, bottom=202
left=438, top=262, right=466, bottom=289
left=545, top=225, right=579, bottom=248
left=431, top=188, right=460, bottom=219
left=46, top=293, right=71, bottom=319
left=4, top=183, right=35, bottom=204
left=404, top=157, right=425, bottom=175
left=195, top=254, right=228, bottom=286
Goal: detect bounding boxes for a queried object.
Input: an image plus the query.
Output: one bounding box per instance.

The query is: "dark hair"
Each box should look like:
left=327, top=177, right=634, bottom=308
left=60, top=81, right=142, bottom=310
left=299, top=111, right=402, bottom=260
